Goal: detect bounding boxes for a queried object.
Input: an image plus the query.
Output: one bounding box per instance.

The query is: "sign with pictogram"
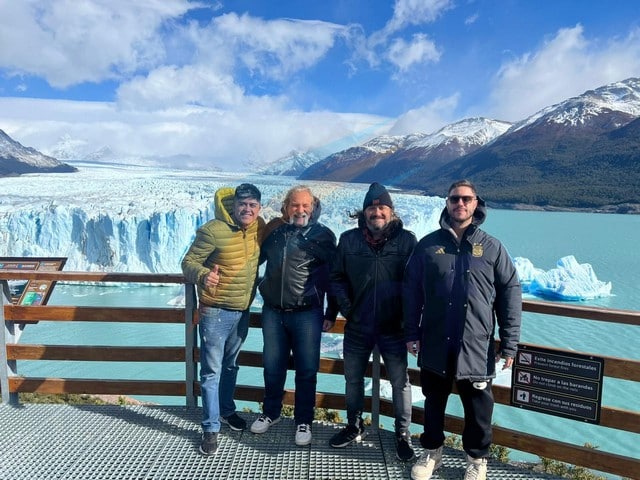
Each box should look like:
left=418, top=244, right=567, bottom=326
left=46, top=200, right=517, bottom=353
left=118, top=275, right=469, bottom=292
left=511, top=344, right=604, bottom=424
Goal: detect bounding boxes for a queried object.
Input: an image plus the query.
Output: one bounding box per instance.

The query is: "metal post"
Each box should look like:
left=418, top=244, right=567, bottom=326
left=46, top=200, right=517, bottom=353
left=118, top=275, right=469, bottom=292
left=1, top=281, right=19, bottom=405
left=184, top=283, right=198, bottom=408
left=371, top=345, right=381, bottom=432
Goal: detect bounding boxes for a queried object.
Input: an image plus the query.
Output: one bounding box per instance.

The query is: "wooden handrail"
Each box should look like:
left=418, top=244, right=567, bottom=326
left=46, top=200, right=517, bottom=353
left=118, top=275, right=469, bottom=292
left=1, top=270, right=638, bottom=478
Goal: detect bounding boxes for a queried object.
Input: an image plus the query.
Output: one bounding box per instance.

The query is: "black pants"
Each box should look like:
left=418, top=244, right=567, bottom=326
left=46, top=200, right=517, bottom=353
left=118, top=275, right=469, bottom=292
left=419, top=368, right=494, bottom=458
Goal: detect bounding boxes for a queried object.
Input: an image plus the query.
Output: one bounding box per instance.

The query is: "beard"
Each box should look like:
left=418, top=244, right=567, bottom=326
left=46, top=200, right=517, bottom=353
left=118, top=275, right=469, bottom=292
left=289, top=213, right=310, bottom=227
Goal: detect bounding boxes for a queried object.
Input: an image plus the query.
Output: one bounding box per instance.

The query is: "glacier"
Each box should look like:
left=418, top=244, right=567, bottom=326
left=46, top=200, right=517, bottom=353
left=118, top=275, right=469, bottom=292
left=0, top=162, right=611, bottom=301
left=0, top=163, right=443, bottom=273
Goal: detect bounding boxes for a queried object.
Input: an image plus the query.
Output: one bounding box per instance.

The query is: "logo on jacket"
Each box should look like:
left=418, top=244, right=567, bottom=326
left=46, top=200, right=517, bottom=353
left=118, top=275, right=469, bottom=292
left=472, top=243, right=483, bottom=257
left=435, top=247, right=445, bottom=254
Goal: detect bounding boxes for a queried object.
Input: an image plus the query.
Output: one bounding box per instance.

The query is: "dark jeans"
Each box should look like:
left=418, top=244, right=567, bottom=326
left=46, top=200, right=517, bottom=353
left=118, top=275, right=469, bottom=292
left=419, top=368, right=494, bottom=458
left=261, top=304, right=323, bottom=425
left=343, top=329, right=412, bottom=434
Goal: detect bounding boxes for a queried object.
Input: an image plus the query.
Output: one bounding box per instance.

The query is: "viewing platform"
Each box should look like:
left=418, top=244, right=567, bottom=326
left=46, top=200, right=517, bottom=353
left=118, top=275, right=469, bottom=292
left=0, top=403, right=567, bottom=480
left=1, top=266, right=639, bottom=480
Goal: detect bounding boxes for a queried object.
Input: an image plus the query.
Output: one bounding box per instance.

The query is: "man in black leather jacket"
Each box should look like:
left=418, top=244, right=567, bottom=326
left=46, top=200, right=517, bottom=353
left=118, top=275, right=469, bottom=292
left=251, top=185, right=338, bottom=447
left=329, top=182, right=417, bottom=462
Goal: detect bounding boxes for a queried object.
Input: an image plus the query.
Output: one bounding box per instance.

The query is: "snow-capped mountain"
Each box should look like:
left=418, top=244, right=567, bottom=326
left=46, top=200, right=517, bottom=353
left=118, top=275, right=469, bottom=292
left=297, top=78, right=640, bottom=211
left=47, top=134, right=115, bottom=163
left=259, top=119, right=395, bottom=176
left=259, top=150, right=324, bottom=176
left=0, top=129, right=77, bottom=176
left=299, top=117, right=511, bottom=184
left=399, top=77, right=640, bottom=210
left=511, top=77, right=640, bottom=132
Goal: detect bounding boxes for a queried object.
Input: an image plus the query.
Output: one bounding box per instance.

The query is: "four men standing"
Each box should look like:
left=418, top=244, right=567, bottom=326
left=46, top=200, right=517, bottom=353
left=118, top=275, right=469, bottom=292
left=182, top=179, right=522, bottom=480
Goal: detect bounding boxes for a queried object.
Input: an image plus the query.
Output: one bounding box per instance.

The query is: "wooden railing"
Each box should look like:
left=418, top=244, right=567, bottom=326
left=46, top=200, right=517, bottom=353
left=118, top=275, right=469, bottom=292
left=1, top=270, right=638, bottom=479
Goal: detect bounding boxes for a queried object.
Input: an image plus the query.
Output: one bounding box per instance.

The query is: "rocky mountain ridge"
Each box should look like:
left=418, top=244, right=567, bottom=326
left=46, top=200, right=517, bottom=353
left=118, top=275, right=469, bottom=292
left=0, top=129, right=77, bottom=176
left=299, top=78, right=640, bottom=212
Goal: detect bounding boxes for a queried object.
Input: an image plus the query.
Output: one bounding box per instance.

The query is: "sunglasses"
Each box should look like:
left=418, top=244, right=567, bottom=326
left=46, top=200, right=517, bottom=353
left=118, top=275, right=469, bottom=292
left=447, top=195, right=476, bottom=204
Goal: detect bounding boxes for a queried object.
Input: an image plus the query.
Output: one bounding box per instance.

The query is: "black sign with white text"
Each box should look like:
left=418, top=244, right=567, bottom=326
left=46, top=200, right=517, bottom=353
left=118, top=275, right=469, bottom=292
left=511, top=344, right=604, bottom=423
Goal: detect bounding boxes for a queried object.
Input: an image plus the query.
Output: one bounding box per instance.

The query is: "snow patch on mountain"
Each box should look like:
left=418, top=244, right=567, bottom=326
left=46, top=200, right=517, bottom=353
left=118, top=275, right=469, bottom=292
left=512, top=77, right=640, bottom=131
left=410, top=117, right=512, bottom=149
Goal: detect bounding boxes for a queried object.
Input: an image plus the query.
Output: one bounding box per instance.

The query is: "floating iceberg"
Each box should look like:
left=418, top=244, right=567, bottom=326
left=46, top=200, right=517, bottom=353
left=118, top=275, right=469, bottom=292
left=513, top=257, right=545, bottom=293
left=524, top=255, right=612, bottom=301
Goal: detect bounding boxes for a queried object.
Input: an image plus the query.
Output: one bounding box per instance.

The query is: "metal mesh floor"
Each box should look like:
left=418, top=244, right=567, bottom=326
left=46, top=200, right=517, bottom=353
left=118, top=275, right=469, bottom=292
left=0, top=404, right=565, bottom=480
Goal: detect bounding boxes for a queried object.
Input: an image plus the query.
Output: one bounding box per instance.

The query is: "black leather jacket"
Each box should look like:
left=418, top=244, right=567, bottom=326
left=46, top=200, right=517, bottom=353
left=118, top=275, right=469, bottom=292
left=331, top=218, right=417, bottom=336
left=259, top=217, right=338, bottom=319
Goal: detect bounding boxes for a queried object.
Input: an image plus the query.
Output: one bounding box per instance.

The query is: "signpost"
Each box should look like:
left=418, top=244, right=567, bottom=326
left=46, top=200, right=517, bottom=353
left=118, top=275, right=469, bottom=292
left=0, top=257, right=67, bottom=306
left=511, top=344, right=604, bottom=423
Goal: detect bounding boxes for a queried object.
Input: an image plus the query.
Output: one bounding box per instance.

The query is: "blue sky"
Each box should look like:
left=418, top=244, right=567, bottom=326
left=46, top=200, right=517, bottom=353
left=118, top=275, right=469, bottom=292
left=1, top=0, right=639, bottom=171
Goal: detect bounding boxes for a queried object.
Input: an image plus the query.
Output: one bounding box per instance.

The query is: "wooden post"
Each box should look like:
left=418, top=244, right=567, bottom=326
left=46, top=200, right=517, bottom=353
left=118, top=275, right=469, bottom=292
left=184, top=283, right=198, bottom=408
left=1, top=281, right=19, bottom=405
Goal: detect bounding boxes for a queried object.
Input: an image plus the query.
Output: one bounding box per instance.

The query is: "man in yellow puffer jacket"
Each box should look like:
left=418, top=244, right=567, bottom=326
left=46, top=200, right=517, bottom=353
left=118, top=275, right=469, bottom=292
left=181, top=183, right=265, bottom=455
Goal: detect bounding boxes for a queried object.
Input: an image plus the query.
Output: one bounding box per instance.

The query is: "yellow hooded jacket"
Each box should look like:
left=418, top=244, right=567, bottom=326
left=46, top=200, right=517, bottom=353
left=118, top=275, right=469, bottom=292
left=181, top=186, right=265, bottom=311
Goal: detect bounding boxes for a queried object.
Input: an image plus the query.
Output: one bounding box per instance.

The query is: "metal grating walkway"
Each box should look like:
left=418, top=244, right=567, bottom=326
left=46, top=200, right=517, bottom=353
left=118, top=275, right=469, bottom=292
left=0, top=404, right=565, bottom=480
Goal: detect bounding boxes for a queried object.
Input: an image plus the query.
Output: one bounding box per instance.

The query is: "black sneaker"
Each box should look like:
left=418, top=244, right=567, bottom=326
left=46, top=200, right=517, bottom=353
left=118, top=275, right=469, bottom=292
left=199, top=432, right=218, bottom=455
left=329, top=421, right=366, bottom=448
left=221, top=413, right=247, bottom=431
left=395, top=432, right=415, bottom=461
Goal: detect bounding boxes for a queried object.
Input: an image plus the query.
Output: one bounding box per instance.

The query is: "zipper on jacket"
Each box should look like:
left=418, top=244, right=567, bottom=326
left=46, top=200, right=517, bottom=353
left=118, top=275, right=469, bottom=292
left=280, top=229, right=294, bottom=306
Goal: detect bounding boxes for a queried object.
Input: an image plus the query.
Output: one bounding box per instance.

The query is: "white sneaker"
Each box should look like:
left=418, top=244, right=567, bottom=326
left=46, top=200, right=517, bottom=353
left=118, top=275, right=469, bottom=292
left=410, top=446, right=443, bottom=480
left=464, top=455, right=487, bottom=480
left=295, top=423, right=312, bottom=446
left=250, top=414, right=281, bottom=434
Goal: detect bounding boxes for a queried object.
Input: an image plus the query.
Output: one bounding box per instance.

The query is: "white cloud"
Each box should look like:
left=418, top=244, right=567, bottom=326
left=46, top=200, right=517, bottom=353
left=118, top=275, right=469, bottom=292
left=211, top=13, right=349, bottom=80
left=465, top=13, right=479, bottom=26
left=0, top=96, right=389, bottom=170
left=388, top=93, right=460, bottom=135
left=386, top=0, right=453, bottom=33
left=386, top=33, right=441, bottom=72
left=116, top=65, right=246, bottom=110
left=362, top=0, right=450, bottom=73
left=487, top=24, right=640, bottom=121
left=0, top=2, right=381, bottom=170
left=0, top=0, right=198, bottom=87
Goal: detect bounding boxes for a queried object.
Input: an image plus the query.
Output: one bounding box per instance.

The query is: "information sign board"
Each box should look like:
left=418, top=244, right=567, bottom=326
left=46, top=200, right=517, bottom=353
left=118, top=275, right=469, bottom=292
left=0, top=257, right=67, bottom=306
left=511, top=344, right=604, bottom=423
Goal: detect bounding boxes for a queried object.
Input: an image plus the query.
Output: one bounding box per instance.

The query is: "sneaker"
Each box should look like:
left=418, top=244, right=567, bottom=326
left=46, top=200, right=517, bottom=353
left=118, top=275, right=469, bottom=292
left=295, top=423, right=312, bottom=446
left=199, top=431, right=218, bottom=455
left=395, top=431, right=415, bottom=461
left=221, top=413, right=246, bottom=431
left=329, top=421, right=366, bottom=448
left=250, top=414, right=281, bottom=434
left=410, top=446, right=443, bottom=480
left=464, top=455, right=487, bottom=480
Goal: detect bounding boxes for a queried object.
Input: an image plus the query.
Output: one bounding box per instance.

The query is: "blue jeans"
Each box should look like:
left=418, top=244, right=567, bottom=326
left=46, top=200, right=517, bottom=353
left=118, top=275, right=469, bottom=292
left=261, top=304, right=323, bottom=425
left=198, top=306, right=249, bottom=433
left=343, top=329, right=412, bottom=434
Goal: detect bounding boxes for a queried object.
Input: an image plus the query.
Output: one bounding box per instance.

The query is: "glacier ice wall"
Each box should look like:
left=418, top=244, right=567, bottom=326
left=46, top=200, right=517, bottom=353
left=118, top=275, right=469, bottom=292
left=0, top=164, right=444, bottom=273
left=0, top=164, right=612, bottom=301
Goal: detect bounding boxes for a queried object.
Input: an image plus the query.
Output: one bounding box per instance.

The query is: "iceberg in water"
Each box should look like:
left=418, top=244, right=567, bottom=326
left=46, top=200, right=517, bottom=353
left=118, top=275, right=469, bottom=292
left=513, top=257, right=545, bottom=293
left=527, top=255, right=612, bottom=301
